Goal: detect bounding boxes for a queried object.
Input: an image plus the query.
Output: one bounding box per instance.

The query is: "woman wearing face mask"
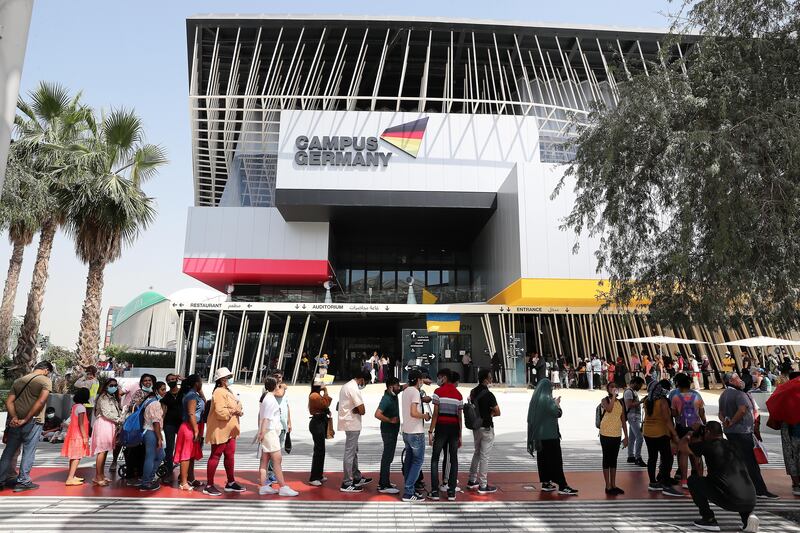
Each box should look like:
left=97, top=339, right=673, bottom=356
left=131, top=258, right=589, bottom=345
left=140, top=381, right=167, bottom=492
left=91, top=379, right=122, bottom=486
left=175, top=374, right=205, bottom=491
left=308, top=379, right=333, bottom=485
left=204, top=367, right=245, bottom=496
left=599, top=382, right=629, bottom=495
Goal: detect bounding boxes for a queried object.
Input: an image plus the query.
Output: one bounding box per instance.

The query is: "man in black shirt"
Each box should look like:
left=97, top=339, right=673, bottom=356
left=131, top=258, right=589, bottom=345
left=160, top=374, right=183, bottom=481
left=467, top=369, right=500, bottom=494
left=681, top=421, right=759, bottom=532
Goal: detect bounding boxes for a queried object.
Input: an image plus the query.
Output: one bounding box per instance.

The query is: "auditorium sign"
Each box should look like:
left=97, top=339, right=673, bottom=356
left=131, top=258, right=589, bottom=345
left=293, top=117, right=428, bottom=167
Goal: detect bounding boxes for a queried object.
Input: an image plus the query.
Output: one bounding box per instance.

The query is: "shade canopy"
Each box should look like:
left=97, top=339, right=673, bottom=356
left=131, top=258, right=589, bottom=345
left=715, top=336, right=800, bottom=347
left=616, top=335, right=708, bottom=345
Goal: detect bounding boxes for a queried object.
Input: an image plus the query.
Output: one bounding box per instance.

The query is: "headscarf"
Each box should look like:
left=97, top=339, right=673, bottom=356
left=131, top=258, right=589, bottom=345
left=527, top=378, right=556, bottom=455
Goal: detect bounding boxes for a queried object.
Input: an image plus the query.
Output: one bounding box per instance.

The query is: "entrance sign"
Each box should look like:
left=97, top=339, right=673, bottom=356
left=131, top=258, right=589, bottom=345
left=402, top=328, right=438, bottom=381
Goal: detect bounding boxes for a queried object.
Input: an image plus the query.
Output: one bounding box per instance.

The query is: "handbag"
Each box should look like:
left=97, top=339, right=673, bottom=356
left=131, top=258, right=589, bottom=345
left=753, top=435, right=769, bottom=464
left=326, top=416, right=335, bottom=439
left=284, top=431, right=292, bottom=454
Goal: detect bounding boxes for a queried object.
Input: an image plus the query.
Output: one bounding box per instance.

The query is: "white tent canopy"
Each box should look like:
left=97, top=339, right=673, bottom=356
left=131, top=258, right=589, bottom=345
left=715, top=336, right=800, bottom=347
left=616, top=335, right=708, bottom=345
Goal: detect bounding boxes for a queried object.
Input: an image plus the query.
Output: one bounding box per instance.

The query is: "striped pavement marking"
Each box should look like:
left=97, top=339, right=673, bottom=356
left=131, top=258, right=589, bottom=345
left=0, top=497, right=797, bottom=532
left=26, top=434, right=787, bottom=473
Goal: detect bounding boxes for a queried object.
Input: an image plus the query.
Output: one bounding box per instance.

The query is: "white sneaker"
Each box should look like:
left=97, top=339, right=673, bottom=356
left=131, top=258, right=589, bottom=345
left=742, top=513, right=759, bottom=533
left=439, top=483, right=448, bottom=492
left=378, top=486, right=400, bottom=494
left=279, top=485, right=299, bottom=497
left=308, top=480, right=322, bottom=487
left=259, top=485, right=278, bottom=495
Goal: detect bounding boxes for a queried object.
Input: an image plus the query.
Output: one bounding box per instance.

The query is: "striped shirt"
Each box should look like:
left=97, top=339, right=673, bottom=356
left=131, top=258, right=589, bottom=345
left=431, top=383, right=463, bottom=426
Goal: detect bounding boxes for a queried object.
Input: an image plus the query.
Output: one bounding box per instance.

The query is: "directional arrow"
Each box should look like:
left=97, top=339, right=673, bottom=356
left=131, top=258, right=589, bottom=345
left=302, top=304, right=307, bottom=309
left=385, top=305, right=390, bottom=311
left=404, top=365, right=412, bottom=371
left=411, top=331, right=417, bottom=338
left=295, top=304, right=300, bottom=309
left=247, top=303, right=253, bottom=308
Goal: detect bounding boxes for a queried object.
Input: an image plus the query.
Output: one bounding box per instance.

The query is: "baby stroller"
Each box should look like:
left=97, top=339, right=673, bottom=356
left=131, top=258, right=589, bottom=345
left=118, top=443, right=169, bottom=481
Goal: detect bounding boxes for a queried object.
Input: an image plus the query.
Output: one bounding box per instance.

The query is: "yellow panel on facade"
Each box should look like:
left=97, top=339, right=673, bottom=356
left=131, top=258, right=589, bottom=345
left=488, top=278, right=649, bottom=308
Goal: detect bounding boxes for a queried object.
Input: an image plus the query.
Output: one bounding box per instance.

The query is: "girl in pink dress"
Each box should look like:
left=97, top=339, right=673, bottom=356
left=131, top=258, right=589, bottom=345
left=62, top=388, right=91, bottom=485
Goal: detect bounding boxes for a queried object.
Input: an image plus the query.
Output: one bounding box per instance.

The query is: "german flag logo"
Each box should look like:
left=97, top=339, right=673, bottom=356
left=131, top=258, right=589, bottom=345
left=380, top=117, right=428, bottom=158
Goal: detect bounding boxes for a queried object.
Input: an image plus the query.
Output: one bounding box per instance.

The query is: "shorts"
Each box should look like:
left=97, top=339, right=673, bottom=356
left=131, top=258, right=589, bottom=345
left=260, top=429, right=282, bottom=454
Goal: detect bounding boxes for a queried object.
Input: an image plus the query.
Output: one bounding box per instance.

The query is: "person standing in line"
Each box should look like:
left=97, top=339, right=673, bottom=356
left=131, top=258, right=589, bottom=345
left=203, top=367, right=246, bottom=496
left=682, top=422, right=760, bottom=533
left=375, top=377, right=401, bottom=494
left=338, top=371, right=372, bottom=492
left=591, top=355, right=602, bottom=390
left=140, top=381, right=167, bottom=492
left=91, top=378, right=122, bottom=486
left=265, top=370, right=291, bottom=484
left=491, top=352, right=503, bottom=384
left=690, top=356, right=702, bottom=390
left=614, top=356, right=627, bottom=387
left=74, top=366, right=99, bottom=427
left=160, top=373, right=183, bottom=482
left=175, top=374, right=205, bottom=491
left=598, top=382, right=629, bottom=495
left=700, top=355, right=712, bottom=390
left=0, top=361, right=53, bottom=493
left=257, top=376, right=299, bottom=496
left=400, top=369, right=430, bottom=502
left=461, top=351, right=472, bottom=383
left=671, top=372, right=706, bottom=488
left=62, top=388, right=91, bottom=486
left=316, top=353, right=330, bottom=379
left=527, top=378, right=578, bottom=495
left=630, top=352, right=641, bottom=377
left=721, top=352, right=736, bottom=374
left=642, top=379, right=683, bottom=496
left=467, top=369, right=500, bottom=494
left=429, top=368, right=463, bottom=501
left=534, top=352, right=547, bottom=386
left=718, top=372, right=779, bottom=499
left=308, top=379, right=332, bottom=486
left=624, top=377, right=647, bottom=467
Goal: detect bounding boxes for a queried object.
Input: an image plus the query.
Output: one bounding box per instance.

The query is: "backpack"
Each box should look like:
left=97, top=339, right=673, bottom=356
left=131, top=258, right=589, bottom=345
left=121, top=398, right=156, bottom=447
left=676, top=392, right=701, bottom=428
left=595, top=398, right=624, bottom=429
left=464, top=388, right=489, bottom=430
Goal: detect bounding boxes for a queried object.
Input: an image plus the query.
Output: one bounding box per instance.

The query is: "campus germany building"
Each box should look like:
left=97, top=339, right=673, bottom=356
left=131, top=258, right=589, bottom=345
left=177, top=14, right=773, bottom=384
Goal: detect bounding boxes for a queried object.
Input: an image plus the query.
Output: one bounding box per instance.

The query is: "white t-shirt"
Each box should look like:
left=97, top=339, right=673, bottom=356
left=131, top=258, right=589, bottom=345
left=337, top=379, right=364, bottom=432
left=401, top=386, right=424, bottom=434
left=591, top=359, right=602, bottom=372
left=259, top=392, right=281, bottom=432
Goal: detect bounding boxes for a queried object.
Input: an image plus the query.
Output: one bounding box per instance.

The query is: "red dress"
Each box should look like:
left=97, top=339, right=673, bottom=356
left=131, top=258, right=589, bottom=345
left=61, top=404, right=90, bottom=460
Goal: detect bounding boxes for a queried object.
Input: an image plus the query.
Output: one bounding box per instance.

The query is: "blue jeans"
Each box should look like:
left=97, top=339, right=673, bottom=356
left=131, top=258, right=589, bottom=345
left=142, top=430, right=165, bottom=485
left=0, top=420, right=43, bottom=485
left=402, top=433, right=425, bottom=498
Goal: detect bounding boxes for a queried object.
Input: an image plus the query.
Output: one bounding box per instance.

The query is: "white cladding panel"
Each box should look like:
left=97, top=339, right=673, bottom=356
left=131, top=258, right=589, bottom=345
left=277, top=110, right=538, bottom=192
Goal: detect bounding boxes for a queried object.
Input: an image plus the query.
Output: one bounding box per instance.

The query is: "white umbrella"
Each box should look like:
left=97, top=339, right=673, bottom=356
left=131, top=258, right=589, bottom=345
left=617, top=335, right=708, bottom=345
left=715, top=335, right=800, bottom=347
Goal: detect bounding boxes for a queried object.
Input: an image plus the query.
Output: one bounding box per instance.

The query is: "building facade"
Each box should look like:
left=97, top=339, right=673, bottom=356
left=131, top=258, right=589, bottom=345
left=179, top=15, right=780, bottom=383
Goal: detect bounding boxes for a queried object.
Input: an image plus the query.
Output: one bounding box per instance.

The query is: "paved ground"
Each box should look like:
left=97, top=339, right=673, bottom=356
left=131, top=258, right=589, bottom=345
left=0, top=385, right=796, bottom=532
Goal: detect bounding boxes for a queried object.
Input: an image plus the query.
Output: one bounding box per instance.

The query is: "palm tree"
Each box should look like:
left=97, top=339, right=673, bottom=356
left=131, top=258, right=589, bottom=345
left=0, top=144, right=49, bottom=356
left=62, top=108, right=166, bottom=367
left=11, top=82, right=90, bottom=376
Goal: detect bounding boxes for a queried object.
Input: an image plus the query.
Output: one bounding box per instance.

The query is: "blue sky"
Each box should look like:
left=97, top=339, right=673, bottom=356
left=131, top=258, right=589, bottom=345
left=4, top=0, right=676, bottom=347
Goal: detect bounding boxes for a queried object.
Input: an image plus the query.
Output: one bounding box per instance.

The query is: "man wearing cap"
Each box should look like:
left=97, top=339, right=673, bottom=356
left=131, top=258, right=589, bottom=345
left=721, top=352, right=737, bottom=374
left=338, top=371, right=372, bottom=492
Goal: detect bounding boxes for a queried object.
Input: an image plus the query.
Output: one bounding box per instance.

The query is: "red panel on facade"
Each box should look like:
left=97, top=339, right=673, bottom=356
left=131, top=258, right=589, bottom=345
left=183, top=257, right=330, bottom=290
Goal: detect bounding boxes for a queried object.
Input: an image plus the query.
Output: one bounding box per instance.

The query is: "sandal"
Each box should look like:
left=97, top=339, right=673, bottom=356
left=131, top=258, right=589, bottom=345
left=179, top=483, right=194, bottom=491
left=92, top=479, right=109, bottom=487
left=65, top=478, right=84, bottom=486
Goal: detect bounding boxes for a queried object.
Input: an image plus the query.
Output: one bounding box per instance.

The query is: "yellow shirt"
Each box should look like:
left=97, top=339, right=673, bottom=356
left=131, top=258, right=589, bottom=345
left=599, top=398, right=624, bottom=437
left=721, top=356, right=735, bottom=373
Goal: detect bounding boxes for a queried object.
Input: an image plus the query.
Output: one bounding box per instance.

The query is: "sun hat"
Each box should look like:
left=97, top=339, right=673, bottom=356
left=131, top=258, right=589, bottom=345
left=213, top=367, right=233, bottom=382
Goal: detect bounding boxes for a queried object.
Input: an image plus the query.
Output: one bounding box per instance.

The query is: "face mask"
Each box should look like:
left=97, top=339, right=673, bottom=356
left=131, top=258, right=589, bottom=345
left=228, top=378, right=234, bottom=385
left=358, top=383, right=365, bottom=390
left=155, top=394, right=163, bottom=401
left=46, top=413, right=55, bottom=419
left=107, top=386, right=118, bottom=394
left=141, top=386, right=152, bottom=393
left=167, top=381, right=178, bottom=389
left=436, top=378, right=445, bottom=386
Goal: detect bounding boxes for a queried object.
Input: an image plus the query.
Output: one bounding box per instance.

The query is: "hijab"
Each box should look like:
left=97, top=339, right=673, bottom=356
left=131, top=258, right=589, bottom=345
left=527, top=378, right=556, bottom=453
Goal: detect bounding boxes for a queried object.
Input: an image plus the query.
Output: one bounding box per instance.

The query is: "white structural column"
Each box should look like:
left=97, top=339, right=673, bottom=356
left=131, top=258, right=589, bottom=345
left=174, top=311, right=186, bottom=374
left=207, top=311, right=224, bottom=384
left=231, top=311, right=247, bottom=380
left=251, top=313, right=270, bottom=385
left=291, top=314, right=311, bottom=385
left=311, top=319, right=330, bottom=379
left=0, top=0, right=34, bottom=192
left=276, top=315, right=292, bottom=371
left=189, top=310, right=201, bottom=376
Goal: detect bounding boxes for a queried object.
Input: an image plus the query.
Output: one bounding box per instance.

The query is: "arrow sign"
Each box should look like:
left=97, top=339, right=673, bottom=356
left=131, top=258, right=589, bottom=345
left=411, top=331, right=417, bottom=338
left=404, top=365, right=412, bottom=371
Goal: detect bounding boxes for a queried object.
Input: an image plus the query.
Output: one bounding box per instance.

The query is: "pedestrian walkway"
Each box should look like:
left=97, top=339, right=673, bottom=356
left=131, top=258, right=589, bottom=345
left=1, top=496, right=797, bottom=532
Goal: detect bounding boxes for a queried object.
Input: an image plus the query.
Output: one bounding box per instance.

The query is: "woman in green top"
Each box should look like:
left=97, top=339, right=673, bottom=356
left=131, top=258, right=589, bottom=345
left=527, top=378, right=578, bottom=495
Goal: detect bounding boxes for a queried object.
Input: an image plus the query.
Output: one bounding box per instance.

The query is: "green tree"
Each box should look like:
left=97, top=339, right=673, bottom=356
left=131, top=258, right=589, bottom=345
left=11, top=82, right=90, bottom=377
left=557, top=0, right=800, bottom=330
left=0, top=144, right=48, bottom=356
left=61, top=109, right=166, bottom=368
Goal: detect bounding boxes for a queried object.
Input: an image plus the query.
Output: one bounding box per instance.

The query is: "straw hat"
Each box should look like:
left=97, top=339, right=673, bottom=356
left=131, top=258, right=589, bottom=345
left=213, top=367, right=233, bottom=382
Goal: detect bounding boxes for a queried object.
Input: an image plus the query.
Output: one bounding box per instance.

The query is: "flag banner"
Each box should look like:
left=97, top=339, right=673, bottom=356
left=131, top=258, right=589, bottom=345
left=422, top=288, right=438, bottom=304
left=426, top=313, right=460, bottom=333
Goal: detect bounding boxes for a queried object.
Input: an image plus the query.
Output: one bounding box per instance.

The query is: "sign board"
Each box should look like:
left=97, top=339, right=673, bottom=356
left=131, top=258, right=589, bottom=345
left=401, top=328, right=438, bottom=381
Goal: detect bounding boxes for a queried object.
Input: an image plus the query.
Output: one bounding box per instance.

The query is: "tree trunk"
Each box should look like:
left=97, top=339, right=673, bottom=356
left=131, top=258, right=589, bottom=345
left=76, top=257, right=106, bottom=368
left=13, top=218, right=57, bottom=377
left=0, top=239, right=26, bottom=357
